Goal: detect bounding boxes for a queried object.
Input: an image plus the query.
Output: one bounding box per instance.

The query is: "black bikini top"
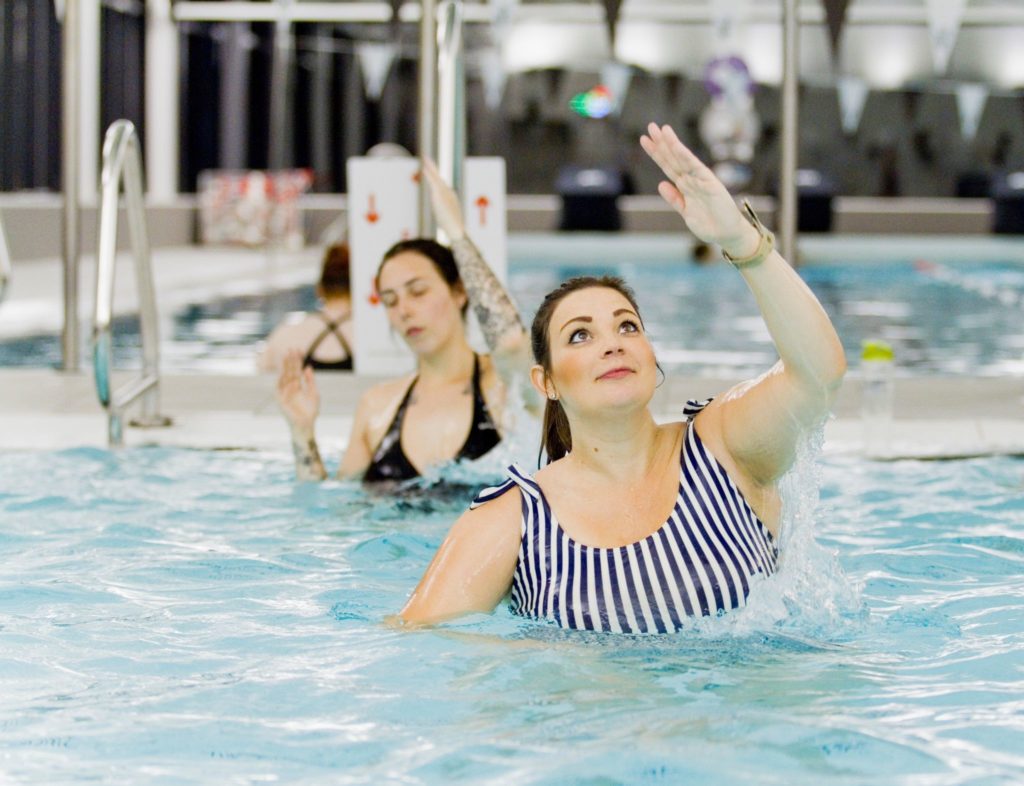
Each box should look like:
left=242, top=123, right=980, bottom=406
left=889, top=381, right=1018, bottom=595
left=302, top=312, right=353, bottom=372
left=363, top=354, right=501, bottom=483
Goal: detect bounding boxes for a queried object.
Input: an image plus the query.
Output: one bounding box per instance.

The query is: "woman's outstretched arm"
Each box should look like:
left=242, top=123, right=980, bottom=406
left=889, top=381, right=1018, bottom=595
left=398, top=489, right=522, bottom=626
left=420, top=159, right=539, bottom=410
left=277, top=350, right=328, bottom=480
left=640, top=123, right=847, bottom=484
left=277, top=350, right=383, bottom=481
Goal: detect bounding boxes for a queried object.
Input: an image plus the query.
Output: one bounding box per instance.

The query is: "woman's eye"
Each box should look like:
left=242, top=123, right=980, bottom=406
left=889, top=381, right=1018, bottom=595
left=381, top=295, right=398, bottom=308
left=569, top=328, right=589, bottom=344
left=410, top=286, right=428, bottom=298
left=620, top=320, right=640, bottom=333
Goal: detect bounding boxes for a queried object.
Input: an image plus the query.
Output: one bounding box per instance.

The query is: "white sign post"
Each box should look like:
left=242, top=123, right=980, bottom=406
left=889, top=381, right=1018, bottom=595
left=347, top=157, right=508, bottom=375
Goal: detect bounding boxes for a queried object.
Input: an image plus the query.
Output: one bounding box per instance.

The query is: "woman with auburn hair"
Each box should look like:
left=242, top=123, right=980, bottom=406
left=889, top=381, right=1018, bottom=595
left=258, top=243, right=354, bottom=373
left=276, top=159, right=536, bottom=483
left=395, top=124, right=847, bottom=632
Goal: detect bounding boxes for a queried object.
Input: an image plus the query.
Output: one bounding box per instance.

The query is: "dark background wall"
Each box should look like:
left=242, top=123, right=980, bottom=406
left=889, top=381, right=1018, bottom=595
left=3, top=4, right=1024, bottom=198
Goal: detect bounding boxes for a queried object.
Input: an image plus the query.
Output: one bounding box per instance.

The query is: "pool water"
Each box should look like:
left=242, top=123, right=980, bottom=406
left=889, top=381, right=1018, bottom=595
left=1, top=446, right=1022, bottom=784
left=1, top=256, right=1023, bottom=376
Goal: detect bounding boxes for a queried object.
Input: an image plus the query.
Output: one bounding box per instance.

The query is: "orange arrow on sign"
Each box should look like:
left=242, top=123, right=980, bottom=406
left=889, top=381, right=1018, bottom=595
left=366, top=194, right=379, bottom=224
left=475, top=195, right=490, bottom=226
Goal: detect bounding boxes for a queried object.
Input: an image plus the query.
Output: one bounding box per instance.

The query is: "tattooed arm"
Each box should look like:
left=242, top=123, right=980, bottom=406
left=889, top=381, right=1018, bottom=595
left=277, top=351, right=328, bottom=481
left=448, top=236, right=527, bottom=352
left=289, top=429, right=328, bottom=481
left=421, top=159, right=538, bottom=410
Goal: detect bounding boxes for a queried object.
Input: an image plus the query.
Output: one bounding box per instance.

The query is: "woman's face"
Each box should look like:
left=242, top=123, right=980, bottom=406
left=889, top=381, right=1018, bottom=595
left=377, top=251, right=467, bottom=356
left=535, top=286, right=657, bottom=417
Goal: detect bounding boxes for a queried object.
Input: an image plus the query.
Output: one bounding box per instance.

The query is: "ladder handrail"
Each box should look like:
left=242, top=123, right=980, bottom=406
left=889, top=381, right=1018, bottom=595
left=93, top=120, right=168, bottom=447
left=0, top=210, right=11, bottom=305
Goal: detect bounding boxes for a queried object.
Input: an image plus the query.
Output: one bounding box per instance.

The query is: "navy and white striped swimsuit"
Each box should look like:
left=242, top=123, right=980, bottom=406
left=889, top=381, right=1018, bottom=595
left=470, top=400, right=778, bottom=634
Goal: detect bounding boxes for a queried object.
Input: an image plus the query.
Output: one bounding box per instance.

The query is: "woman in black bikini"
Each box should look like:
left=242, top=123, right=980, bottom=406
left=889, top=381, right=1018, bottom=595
left=258, top=243, right=354, bottom=373
left=276, top=159, right=536, bottom=482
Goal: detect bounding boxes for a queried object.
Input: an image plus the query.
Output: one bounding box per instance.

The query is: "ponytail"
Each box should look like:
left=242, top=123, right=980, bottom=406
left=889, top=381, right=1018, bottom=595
left=539, top=398, right=572, bottom=466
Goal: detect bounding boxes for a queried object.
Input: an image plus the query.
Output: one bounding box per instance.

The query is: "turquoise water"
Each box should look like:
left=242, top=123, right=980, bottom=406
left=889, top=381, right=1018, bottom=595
left=2, top=447, right=1023, bottom=784
left=1, top=257, right=1023, bottom=375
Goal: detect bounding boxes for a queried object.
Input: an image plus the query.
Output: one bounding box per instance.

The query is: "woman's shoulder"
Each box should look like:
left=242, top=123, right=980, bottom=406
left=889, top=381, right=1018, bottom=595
left=355, top=374, right=417, bottom=415
left=532, top=455, right=570, bottom=489
left=267, top=312, right=324, bottom=343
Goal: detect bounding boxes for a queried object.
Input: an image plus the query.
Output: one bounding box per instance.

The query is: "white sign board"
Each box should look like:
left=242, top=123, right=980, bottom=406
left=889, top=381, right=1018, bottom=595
left=347, top=157, right=508, bottom=376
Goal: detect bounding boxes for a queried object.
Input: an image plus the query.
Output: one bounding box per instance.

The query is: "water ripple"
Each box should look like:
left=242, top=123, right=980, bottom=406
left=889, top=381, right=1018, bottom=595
left=0, top=449, right=1022, bottom=784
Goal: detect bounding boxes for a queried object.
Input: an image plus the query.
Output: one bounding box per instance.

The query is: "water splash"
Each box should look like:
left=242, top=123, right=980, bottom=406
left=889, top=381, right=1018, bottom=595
left=718, top=424, right=864, bottom=639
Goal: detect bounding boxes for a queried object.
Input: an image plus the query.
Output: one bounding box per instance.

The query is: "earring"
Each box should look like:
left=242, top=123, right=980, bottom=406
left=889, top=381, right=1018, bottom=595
left=548, top=392, right=558, bottom=401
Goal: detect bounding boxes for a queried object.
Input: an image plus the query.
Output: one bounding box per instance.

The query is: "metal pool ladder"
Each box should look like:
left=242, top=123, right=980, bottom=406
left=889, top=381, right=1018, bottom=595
left=0, top=209, right=11, bottom=305
left=93, top=119, right=172, bottom=447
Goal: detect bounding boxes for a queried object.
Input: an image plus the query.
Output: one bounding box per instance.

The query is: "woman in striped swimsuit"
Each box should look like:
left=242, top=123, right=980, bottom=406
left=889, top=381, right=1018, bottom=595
left=397, top=124, right=847, bottom=632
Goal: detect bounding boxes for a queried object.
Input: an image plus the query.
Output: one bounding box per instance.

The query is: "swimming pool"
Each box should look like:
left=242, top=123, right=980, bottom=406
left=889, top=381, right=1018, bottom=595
left=2, top=445, right=1022, bottom=784
left=2, top=239, right=1023, bottom=376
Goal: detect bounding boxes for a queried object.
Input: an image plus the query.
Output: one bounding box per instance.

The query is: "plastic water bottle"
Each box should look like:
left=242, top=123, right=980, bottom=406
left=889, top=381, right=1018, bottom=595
left=861, top=340, right=895, bottom=458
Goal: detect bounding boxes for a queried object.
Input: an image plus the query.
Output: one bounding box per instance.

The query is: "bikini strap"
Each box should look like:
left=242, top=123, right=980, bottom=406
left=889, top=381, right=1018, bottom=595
left=303, top=312, right=352, bottom=366
left=470, top=353, right=489, bottom=413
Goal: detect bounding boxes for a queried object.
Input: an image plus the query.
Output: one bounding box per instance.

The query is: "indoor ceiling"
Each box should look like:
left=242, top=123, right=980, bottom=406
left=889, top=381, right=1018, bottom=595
left=171, top=0, right=1024, bottom=89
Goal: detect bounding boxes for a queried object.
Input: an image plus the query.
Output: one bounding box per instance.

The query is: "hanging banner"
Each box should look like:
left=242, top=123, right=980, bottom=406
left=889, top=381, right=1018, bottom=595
left=356, top=41, right=398, bottom=101
left=924, top=0, right=967, bottom=75
left=489, top=0, right=519, bottom=51
left=388, top=0, right=404, bottom=35
left=709, top=0, right=749, bottom=53
left=479, top=48, right=508, bottom=110
left=822, top=0, right=851, bottom=61
left=955, top=83, right=989, bottom=142
left=601, top=0, right=623, bottom=51
left=837, top=75, right=869, bottom=135
left=600, top=61, right=632, bottom=117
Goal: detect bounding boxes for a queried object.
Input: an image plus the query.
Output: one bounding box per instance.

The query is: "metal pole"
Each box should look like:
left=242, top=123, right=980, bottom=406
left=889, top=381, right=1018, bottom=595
left=0, top=212, right=12, bottom=305
left=145, top=0, right=181, bottom=200
left=418, top=0, right=438, bottom=236
left=436, top=0, right=465, bottom=206
left=268, top=4, right=294, bottom=170
left=62, top=0, right=80, bottom=370
left=779, top=0, right=799, bottom=264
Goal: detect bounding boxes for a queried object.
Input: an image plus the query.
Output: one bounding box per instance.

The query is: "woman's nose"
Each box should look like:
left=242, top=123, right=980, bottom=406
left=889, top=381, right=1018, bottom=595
left=602, top=339, right=624, bottom=356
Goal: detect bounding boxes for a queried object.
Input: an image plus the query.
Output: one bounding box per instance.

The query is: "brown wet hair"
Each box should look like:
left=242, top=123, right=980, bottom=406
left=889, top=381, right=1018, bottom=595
left=319, top=243, right=351, bottom=298
left=530, top=275, right=646, bottom=464
left=376, top=238, right=468, bottom=317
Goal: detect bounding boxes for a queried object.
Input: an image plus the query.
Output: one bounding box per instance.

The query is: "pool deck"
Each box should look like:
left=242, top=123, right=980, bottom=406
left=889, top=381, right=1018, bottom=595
left=1, top=369, right=1022, bottom=461
left=1, top=238, right=1023, bottom=459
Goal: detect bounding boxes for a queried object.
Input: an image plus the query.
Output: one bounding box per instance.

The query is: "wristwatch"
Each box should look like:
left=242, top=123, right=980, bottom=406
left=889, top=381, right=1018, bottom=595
left=721, top=200, right=775, bottom=270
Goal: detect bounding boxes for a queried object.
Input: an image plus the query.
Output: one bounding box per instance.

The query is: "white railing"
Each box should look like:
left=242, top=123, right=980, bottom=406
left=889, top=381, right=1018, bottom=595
left=93, top=120, right=172, bottom=447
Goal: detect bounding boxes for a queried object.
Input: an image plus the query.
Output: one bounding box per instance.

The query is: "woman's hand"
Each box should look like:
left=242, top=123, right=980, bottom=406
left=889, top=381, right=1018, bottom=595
left=276, top=350, right=320, bottom=435
left=421, top=156, right=466, bottom=241
left=639, top=123, right=759, bottom=259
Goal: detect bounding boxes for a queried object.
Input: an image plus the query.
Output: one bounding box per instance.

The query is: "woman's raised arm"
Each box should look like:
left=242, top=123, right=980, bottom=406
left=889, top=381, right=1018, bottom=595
left=640, top=123, right=846, bottom=484
left=420, top=158, right=538, bottom=410
left=277, top=350, right=328, bottom=480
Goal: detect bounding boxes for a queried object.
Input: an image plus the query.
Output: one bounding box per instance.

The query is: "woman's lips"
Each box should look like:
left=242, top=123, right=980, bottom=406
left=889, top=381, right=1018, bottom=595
left=405, top=327, right=424, bottom=338
left=597, top=367, right=633, bottom=381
